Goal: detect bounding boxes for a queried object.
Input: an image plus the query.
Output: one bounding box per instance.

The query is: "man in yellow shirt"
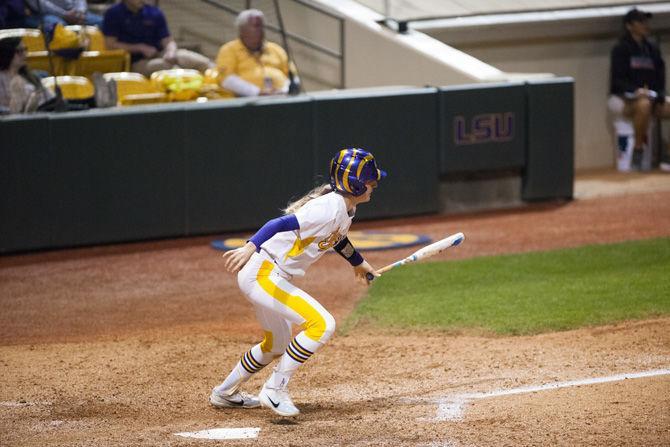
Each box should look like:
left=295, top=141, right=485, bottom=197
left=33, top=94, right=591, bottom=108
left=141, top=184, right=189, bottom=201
left=216, top=9, right=298, bottom=97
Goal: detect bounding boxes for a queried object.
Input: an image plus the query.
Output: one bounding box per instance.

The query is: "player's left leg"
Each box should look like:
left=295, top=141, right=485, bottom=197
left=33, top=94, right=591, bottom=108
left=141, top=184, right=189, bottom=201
left=250, top=261, right=337, bottom=416
left=210, top=306, right=291, bottom=409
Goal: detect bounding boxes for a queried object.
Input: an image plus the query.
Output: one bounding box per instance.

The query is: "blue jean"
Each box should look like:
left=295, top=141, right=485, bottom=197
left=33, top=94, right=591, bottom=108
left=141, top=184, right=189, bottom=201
left=24, top=11, right=103, bottom=33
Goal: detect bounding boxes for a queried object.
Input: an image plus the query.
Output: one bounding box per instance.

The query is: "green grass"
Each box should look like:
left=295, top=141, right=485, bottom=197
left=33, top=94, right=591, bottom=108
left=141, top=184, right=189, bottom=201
left=348, top=238, right=670, bottom=335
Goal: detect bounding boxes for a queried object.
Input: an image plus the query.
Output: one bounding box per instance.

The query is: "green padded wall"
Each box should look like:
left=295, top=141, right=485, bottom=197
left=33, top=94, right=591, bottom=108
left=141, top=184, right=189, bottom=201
left=0, top=82, right=574, bottom=253
left=184, top=97, right=315, bottom=234
left=312, top=88, right=439, bottom=219
left=0, top=115, right=54, bottom=252
left=440, top=83, right=526, bottom=174
left=47, top=108, right=186, bottom=246
left=522, top=78, right=574, bottom=200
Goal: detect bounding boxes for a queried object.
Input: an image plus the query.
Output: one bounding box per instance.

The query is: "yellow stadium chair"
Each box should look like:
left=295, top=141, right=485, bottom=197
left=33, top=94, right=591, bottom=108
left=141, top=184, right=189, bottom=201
left=102, top=72, right=166, bottom=106
left=75, top=49, right=130, bottom=75
left=151, top=68, right=203, bottom=101
left=203, top=67, right=220, bottom=85
left=150, top=68, right=202, bottom=84
left=0, top=28, right=46, bottom=52
left=118, top=92, right=169, bottom=106
left=28, top=49, right=130, bottom=77
left=41, top=76, right=94, bottom=101
left=202, top=67, right=235, bottom=99
left=65, top=25, right=106, bottom=51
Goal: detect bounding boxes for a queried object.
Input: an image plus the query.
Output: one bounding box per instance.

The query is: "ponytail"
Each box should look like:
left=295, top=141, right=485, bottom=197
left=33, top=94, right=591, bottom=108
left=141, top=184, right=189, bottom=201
left=283, top=184, right=332, bottom=215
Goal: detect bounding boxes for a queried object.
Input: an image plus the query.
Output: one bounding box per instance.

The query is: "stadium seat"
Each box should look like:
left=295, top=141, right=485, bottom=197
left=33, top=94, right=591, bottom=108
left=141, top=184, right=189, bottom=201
left=72, top=49, right=130, bottom=75
left=65, top=25, right=107, bottom=51
left=102, top=72, right=167, bottom=106
left=151, top=68, right=203, bottom=101
left=103, top=72, right=156, bottom=95
left=117, top=92, right=169, bottom=106
left=203, top=67, right=220, bottom=85
left=0, top=28, right=46, bottom=52
left=41, top=76, right=94, bottom=100
left=202, top=67, right=235, bottom=99
left=27, top=49, right=130, bottom=78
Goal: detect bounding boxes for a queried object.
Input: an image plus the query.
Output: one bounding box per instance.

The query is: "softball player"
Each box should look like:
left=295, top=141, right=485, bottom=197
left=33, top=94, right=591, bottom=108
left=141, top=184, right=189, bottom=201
left=209, top=148, right=386, bottom=417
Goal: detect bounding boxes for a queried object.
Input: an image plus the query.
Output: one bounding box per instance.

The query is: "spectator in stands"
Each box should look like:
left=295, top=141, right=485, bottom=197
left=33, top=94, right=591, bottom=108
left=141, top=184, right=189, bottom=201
left=24, top=0, right=103, bottom=30
left=609, top=8, right=670, bottom=171
left=216, top=9, right=299, bottom=97
left=0, top=0, right=29, bottom=29
left=0, top=36, right=53, bottom=113
left=102, top=0, right=213, bottom=77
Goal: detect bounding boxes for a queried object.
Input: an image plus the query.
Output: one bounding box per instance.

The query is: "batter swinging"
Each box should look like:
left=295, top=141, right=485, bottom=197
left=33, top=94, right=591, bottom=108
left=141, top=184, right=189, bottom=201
left=210, top=148, right=386, bottom=417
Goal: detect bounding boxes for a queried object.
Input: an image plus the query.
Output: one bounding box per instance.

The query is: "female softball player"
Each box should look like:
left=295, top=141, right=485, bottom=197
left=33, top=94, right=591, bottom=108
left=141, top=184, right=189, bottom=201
left=209, top=148, right=386, bottom=417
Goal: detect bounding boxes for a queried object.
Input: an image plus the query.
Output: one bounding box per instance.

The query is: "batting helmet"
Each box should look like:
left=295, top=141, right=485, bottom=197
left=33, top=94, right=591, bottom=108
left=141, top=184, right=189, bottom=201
left=329, top=148, right=387, bottom=196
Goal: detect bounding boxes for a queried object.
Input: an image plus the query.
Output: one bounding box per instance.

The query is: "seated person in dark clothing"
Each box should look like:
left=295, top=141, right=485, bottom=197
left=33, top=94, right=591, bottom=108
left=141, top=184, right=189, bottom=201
left=0, top=0, right=29, bottom=29
left=102, top=0, right=213, bottom=77
left=24, top=0, right=103, bottom=29
left=609, top=8, right=670, bottom=171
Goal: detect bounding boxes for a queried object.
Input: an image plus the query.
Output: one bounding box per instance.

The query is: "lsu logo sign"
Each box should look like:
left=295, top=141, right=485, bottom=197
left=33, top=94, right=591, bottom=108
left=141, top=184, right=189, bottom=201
left=454, top=112, right=515, bottom=145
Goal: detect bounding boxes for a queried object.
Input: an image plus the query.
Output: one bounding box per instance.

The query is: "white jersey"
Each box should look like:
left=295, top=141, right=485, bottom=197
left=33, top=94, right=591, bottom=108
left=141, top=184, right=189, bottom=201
left=261, top=192, right=354, bottom=276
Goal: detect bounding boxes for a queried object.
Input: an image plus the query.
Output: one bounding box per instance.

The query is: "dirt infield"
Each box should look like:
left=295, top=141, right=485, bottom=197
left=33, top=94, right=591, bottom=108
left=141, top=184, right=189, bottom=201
left=1, top=171, right=669, bottom=446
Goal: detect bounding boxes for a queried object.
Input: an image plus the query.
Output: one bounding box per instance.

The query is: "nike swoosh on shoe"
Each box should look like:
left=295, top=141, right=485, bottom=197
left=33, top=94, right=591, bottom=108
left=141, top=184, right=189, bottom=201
left=223, top=397, right=245, bottom=406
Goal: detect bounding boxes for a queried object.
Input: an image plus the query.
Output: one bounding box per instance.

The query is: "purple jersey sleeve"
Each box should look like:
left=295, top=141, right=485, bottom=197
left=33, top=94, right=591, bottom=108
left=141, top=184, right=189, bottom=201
left=249, top=214, right=300, bottom=252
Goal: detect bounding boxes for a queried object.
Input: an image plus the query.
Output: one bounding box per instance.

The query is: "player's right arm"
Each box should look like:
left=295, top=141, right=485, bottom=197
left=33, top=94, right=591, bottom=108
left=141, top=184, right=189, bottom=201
left=222, top=241, right=257, bottom=273
left=222, top=215, right=299, bottom=272
left=333, top=237, right=379, bottom=284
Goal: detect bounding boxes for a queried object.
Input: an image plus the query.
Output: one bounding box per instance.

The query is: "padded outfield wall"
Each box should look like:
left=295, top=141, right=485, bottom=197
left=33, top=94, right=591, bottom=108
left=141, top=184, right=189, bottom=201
left=0, top=80, right=572, bottom=253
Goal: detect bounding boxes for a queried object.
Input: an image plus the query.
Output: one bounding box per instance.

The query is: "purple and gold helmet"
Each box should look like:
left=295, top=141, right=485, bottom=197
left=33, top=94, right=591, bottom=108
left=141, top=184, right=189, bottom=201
left=329, top=148, right=387, bottom=196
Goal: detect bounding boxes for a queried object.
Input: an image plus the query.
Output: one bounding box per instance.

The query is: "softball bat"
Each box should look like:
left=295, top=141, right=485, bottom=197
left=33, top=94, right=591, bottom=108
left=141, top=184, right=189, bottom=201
left=366, top=232, right=465, bottom=282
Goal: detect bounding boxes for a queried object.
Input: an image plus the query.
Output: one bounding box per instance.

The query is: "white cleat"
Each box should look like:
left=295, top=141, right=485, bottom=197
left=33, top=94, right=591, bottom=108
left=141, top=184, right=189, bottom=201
left=209, top=389, right=260, bottom=409
left=258, top=383, right=300, bottom=417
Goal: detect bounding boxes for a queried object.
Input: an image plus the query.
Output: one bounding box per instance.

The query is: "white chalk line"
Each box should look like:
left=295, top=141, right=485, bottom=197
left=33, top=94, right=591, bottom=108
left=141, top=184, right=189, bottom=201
left=174, top=427, right=260, bottom=440
left=433, top=368, right=670, bottom=421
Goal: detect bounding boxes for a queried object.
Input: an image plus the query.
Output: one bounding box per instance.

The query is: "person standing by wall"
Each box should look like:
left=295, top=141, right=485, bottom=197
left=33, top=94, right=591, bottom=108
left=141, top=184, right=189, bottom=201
left=609, top=8, right=670, bottom=171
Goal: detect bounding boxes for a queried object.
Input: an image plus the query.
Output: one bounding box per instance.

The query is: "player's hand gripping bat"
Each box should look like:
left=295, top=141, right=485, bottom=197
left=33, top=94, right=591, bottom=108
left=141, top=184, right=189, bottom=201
left=365, top=232, right=465, bottom=282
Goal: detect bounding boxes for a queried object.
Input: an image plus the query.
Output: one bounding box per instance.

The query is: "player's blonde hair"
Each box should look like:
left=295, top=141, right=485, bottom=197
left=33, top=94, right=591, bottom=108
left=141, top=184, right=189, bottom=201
left=283, top=184, right=332, bottom=215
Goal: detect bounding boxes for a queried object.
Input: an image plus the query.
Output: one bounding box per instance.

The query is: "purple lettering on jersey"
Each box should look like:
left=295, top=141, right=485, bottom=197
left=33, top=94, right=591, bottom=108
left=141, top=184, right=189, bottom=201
left=630, top=56, right=654, bottom=70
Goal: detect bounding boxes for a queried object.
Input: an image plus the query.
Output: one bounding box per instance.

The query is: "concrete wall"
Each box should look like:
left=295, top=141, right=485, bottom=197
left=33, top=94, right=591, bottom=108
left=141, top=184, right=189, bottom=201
left=159, top=0, right=236, bottom=59
left=160, top=0, right=510, bottom=91
left=315, top=0, right=509, bottom=87
left=343, top=18, right=493, bottom=87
